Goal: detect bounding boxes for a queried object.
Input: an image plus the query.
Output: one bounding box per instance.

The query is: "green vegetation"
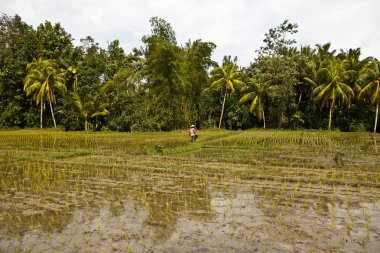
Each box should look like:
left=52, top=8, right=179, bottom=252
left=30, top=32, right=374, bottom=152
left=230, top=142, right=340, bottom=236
left=1, top=129, right=379, bottom=183
left=1, top=12, right=379, bottom=252
left=0, top=129, right=379, bottom=252
left=1, top=15, right=379, bottom=132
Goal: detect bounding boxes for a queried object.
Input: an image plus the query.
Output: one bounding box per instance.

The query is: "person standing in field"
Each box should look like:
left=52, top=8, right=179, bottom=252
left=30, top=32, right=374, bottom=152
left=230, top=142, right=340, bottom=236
left=189, top=125, right=197, bottom=142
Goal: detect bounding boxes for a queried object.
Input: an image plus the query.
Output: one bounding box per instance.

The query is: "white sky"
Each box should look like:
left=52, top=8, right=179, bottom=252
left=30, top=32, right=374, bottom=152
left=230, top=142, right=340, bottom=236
left=1, top=0, right=379, bottom=66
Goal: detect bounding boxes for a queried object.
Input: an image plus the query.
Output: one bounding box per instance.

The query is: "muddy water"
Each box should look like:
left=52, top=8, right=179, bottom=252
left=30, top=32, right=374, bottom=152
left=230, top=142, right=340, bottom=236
left=0, top=164, right=379, bottom=252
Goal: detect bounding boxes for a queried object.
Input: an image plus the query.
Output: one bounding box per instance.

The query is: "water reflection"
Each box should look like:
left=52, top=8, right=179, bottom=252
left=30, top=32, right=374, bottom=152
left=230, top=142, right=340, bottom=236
left=0, top=161, right=379, bottom=252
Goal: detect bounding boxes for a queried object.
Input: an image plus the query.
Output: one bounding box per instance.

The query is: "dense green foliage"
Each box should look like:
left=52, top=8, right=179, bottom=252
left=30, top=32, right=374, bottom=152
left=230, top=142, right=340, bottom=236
left=0, top=14, right=379, bottom=132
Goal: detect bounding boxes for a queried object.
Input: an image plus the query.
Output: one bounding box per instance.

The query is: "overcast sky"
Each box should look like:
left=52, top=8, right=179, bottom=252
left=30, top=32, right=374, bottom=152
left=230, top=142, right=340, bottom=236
left=1, top=0, right=379, bottom=66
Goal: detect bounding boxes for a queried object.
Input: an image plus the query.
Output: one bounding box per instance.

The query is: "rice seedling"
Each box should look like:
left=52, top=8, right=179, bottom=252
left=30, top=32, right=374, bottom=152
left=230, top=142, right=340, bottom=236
left=0, top=129, right=379, bottom=252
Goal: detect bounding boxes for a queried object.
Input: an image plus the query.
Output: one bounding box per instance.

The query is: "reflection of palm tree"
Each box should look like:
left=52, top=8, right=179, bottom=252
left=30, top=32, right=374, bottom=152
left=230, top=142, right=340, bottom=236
left=24, top=58, right=67, bottom=128
left=143, top=176, right=213, bottom=240
left=239, top=78, right=267, bottom=129
left=306, top=60, right=354, bottom=130
left=209, top=57, right=244, bottom=129
left=359, top=60, right=380, bottom=133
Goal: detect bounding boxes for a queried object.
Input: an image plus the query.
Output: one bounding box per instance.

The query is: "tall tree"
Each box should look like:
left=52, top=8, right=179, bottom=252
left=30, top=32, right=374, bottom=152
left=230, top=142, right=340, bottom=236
left=306, top=59, right=354, bottom=130
left=252, top=56, right=298, bottom=128
left=316, top=42, right=336, bottom=62
left=257, top=19, right=298, bottom=56
left=209, top=56, right=244, bottom=129
left=24, top=58, right=67, bottom=128
left=106, top=39, right=127, bottom=81
left=338, top=48, right=371, bottom=94
left=76, top=36, right=107, bottom=99
left=101, top=68, right=141, bottom=131
left=182, top=40, right=216, bottom=126
left=359, top=60, right=380, bottom=133
left=239, top=77, right=268, bottom=128
left=254, top=20, right=299, bottom=128
left=145, top=16, right=177, bottom=45
left=142, top=17, right=184, bottom=130
left=293, top=46, right=318, bottom=110
left=0, top=14, right=38, bottom=127
left=35, top=21, right=74, bottom=61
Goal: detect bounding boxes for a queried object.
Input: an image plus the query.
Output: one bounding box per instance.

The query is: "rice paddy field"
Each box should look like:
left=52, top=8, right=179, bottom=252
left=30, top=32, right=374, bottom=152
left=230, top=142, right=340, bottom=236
left=0, top=129, right=379, bottom=252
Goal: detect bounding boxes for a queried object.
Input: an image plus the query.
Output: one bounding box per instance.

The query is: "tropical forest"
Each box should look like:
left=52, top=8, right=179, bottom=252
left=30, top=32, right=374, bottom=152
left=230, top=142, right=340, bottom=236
left=1, top=14, right=379, bottom=132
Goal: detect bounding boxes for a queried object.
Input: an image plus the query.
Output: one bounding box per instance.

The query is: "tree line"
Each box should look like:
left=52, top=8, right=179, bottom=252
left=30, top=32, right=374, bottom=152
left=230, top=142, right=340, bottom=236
left=0, top=14, right=379, bottom=132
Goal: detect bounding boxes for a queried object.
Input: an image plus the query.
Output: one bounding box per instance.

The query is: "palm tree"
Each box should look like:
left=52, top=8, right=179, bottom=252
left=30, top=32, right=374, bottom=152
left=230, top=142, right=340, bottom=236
left=295, top=45, right=317, bottom=109
left=316, top=42, right=336, bottom=61
left=359, top=60, right=380, bottom=133
left=209, top=56, right=244, bottom=128
left=306, top=59, right=354, bottom=130
left=338, top=48, right=371, bottom=94
left=24, top=58, right=67, bottom=128
left=68, top=93, right=109, bottom=131
left=239, top=77, right=267, bottom=129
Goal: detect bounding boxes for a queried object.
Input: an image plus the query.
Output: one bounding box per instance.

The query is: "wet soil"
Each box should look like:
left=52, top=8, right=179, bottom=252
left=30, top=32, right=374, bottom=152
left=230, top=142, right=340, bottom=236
left=1, top=165, right=379, bottom=253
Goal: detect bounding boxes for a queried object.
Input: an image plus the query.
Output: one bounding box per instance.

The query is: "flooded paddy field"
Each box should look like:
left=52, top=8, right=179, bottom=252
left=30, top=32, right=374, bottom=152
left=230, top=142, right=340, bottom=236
left=0, top=129, right=379, bottom=252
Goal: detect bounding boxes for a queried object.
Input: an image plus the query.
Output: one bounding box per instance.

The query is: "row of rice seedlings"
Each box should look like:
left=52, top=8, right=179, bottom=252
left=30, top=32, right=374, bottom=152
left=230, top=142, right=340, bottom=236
left=1, top=129, right=377, bottom=154
left=254, top=178, right=377, bottom=251
left=208, top=174, right=379, bottom=252
left=1, top=160, right=379, bottom=252
left=1, top=130, right=377, bottom=176
left=197, top=148, right=379, bottom=172
left=1, top=145, right=378, bottom=190
left=1, top=161, right=216, bottom=238
left=0, top=129, right=379, bottom=251
left=0, top=130, right=188, bottom=155
left=182, top=149, right=380, bottom=185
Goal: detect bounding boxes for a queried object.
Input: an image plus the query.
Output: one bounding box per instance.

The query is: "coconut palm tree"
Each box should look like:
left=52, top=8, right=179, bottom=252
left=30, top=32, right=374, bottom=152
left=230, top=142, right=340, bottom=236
left=209, top=56, right=244, bottom=129
left=295, top=45, right=317, bottom=109
left=68, top=92, right=109, bottom=131
left=239, top=77, right=267, bottom=129
left=24, top=58, right=67, bottom=128
left=316, top=42, right=336, bottom=61
left=359, top=60, right=380, bottom=133
left=338, top=48, right=371, bottom=94
left=306, top=59, right=354, bottom=130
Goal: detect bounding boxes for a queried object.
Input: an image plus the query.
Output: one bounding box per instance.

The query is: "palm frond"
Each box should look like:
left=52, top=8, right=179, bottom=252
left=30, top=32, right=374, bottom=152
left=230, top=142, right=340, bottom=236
left=239, top=93, right=253, bottom=104
left=249, top=96, right=259, bottom=113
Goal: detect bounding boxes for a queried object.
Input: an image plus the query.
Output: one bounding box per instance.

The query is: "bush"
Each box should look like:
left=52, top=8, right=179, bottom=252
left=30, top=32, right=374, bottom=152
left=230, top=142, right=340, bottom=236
left=349, top=121, right=368, bottom=132
left=154, top=143, right=164, bottom=155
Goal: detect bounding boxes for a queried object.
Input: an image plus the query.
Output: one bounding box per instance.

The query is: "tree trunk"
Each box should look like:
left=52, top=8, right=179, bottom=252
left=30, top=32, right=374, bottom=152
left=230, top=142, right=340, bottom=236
left=218, top=89, right=227, bottom=129
left=85, top=119, right=88, bottom=131
left=262, top=109, right=266, bottom=129
left=48, top=94, right=57, bottom=128
left=297, top=92, right=302, bottom=110
left=74, top=74, right=78, bottom=91
left=40, top=99, right=44, bottom=128
left=328, top=100, right=334, bottom=131
left=374, top=101, right=379, bottom=133
left=278, top=111, right=284, bottom=129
